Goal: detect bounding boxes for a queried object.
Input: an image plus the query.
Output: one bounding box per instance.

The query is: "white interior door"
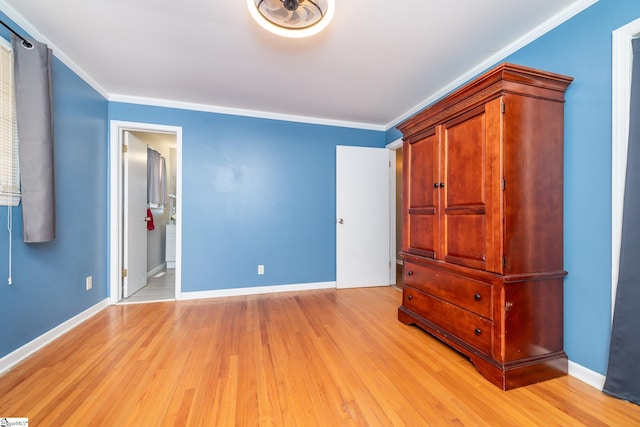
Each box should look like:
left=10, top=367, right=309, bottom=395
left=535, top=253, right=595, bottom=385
left=123, top=131, right=148, bottom=298
left=336, top=146, right=391, bottom=288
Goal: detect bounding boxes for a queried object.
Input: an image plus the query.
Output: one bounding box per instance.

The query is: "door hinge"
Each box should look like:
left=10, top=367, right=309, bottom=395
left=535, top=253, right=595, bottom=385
left=122, top=268, right=128, bottom=278
left=501, top=100, right=505, bottom=113
left=501, top=178, right=506, bottom=190
left=122, top=144, right=128, bottom=153
left=502, top=257, right=507, bottom=268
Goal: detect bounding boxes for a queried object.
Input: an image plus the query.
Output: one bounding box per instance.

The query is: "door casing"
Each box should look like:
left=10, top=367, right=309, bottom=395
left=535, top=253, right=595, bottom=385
left=109, top=120, right=183, bottom=303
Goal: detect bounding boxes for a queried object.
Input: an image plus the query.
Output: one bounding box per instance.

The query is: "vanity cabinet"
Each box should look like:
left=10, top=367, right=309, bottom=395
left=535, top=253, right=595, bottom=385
left=165, top=223, right=176, bottom=268
left=397, top=63, right=573, bottom=390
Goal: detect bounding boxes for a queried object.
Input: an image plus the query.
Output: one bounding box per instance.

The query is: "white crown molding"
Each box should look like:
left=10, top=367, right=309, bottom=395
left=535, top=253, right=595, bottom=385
left=385, top=0, right=599, bottom=130
left=0, top=299, right=109, bottom=375
left=1, top=0, right=599, bottom=133
left=109, top=93, right=385, bottom=131
left=0, top=0, right=109, bottom=99
left=180, top=281, right=336, bottom=300
left=385, top=138, right=403, bottom=150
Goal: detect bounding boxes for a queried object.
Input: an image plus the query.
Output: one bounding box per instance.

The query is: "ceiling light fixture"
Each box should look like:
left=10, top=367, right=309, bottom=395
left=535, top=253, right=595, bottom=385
left=247, top=0, right=335, bottom=39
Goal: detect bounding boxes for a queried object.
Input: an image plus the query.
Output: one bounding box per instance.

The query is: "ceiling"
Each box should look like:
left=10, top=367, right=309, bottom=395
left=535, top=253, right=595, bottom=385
left=1, top=0, right=591, bottom=129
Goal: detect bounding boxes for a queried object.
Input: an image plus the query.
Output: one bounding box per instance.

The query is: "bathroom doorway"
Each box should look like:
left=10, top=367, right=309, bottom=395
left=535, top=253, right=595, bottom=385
left=123, top=130, right=177, bottom=303
left=109, top=121, right=182, bottom=304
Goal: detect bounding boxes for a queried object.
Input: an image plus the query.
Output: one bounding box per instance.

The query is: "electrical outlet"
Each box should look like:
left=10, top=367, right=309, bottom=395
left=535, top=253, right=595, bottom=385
left=258, top=265, right=264, bottom=275
left=86, top=276, right=92, bottom=290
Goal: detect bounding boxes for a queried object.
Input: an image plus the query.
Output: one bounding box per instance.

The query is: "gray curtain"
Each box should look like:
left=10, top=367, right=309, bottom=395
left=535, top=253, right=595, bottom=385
left=603, top=38, right=640, bottom=406
left=147, top=147, right=166, bottom=206
left=11, top=34, right=55, bottom=243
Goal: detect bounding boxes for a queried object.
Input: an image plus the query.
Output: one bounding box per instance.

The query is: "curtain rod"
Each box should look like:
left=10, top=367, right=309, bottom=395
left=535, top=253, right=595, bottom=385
left=147, top=145, right=162, bottom=156
left=0, top=19, right=33, bottom=48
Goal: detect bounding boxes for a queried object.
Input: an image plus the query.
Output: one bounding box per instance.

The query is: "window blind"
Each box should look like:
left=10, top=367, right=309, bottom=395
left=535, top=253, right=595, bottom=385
left=0, top=39, right=19, bottom=206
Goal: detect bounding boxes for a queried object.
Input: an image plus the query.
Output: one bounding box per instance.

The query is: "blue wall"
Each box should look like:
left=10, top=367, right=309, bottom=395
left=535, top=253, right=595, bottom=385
left=109, top=103, right=386, bottom=292
left=0, top=15, right=109, bottom=358
left=387, top=0, right=640, bottom=375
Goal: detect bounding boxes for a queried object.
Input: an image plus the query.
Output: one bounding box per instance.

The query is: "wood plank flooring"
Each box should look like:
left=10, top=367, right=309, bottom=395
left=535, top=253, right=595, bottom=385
left=1, top=287, right=638, bottom=426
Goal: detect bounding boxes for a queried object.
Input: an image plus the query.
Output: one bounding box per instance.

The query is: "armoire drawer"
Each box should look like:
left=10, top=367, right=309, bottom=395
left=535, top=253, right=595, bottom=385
left=404, top=261, right=492, bottom=318
left=403, top=286, right=493, bottom=354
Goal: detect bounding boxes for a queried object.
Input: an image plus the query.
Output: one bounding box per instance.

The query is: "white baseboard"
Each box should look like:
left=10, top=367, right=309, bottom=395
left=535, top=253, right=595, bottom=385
left=147, top=263, right=166, bottom=277
left=180, top=281, right=336, bottom=300
left=0, top=299, right=110, bottom=375
left=568, top=360, right=606, bottom=390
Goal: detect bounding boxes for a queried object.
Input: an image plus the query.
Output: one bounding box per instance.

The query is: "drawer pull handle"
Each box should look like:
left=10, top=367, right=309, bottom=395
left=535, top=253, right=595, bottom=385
left=407, top=295, right=414, bottom=300
left=407, top=271, right=414, bottom=276
left=474, top=328, right=482, bottom=336
left=474, top=293, right=481, bottom=301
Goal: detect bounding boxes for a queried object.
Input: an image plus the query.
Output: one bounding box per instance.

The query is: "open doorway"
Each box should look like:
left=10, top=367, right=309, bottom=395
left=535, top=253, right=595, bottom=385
left=123, top=131, right=177, bottom=303
left=387, top=138, right=403, bottom=290
left=109, top=121, right=182, bottom=304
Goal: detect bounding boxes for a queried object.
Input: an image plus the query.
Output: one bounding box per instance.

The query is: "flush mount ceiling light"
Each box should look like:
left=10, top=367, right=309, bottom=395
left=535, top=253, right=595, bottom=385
left=247, top=0, right=335, bottom=39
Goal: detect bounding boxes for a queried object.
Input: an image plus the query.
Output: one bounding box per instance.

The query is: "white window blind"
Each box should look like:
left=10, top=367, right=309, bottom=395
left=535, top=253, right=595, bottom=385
left=0, top=38, right=19, bottom=206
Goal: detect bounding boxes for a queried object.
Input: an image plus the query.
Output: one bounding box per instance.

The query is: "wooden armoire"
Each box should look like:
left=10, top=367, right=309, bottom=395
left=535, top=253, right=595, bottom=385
left=397, top=63, right=573, bottom=390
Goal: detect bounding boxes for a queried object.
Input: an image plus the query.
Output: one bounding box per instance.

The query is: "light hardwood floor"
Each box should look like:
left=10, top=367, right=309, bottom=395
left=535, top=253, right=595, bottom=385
left=1, top=287, right=638, bottom=426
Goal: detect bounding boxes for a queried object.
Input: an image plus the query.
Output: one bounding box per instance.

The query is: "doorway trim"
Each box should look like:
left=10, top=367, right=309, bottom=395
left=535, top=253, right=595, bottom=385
left=387, top=138, right=403, bottom=285
left=109, top=120, right=183, bottom=304
left=611, top=18, right=640, bottom=320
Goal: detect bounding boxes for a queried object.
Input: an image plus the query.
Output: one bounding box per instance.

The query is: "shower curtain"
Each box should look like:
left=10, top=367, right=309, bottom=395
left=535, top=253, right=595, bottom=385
left=147, top=147, right=166, bottom=207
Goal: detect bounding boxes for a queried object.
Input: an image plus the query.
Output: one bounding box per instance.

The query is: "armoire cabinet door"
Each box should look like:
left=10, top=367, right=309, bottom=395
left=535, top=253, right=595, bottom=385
left=441, top=102, right=500, bottom=271
left=405, top=127, right=441, bottom=259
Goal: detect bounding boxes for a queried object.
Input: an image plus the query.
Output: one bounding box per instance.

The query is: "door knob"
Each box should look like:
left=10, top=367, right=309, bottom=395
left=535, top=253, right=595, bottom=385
left=337, top=218, right=344, bottom=224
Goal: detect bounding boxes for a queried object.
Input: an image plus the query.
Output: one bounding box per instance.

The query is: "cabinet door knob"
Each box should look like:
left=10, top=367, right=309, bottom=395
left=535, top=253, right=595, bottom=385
left=433, top=182, right=439, bottom=188
left=439, top=182, right=445, bottom=188
left=407, top=295, right=413, bottom=300
left=474, top=293, right=481, bottom=301
left=474, top=328, right=482, bottom=336
left=407, top=271, right=414, bottom=276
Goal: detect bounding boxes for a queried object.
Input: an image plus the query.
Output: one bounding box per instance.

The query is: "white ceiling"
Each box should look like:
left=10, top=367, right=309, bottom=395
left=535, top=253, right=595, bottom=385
left=1, top=0, right=593, bottom=129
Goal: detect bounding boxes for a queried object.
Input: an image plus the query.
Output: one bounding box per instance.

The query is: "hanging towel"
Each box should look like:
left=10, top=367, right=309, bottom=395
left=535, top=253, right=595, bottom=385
left=146, top=208, right=155, bottom=231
